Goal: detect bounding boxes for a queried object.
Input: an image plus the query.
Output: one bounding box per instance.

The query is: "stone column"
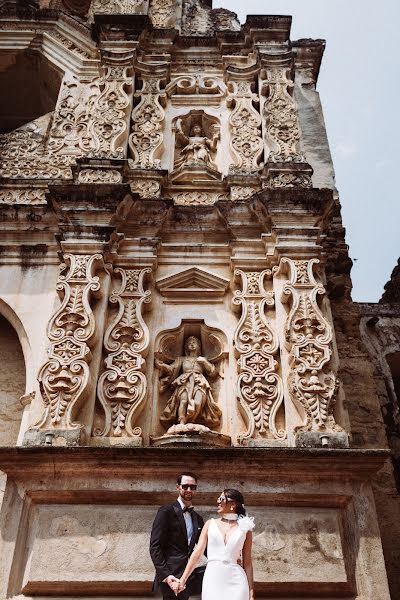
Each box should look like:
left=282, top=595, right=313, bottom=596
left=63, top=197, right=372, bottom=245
left=259, top=53, right=313, bottom=189
left=94, top=266, right=152, bottom=446
left=23, top=185, right=132, bottom=446
left=233, top=269, right=285, bottom=446
left=225, top=65, right=263, bottom=201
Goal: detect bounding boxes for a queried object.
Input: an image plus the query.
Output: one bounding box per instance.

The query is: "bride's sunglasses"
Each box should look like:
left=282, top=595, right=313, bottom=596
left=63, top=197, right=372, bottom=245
left=181, top=484, right=197, bottom=490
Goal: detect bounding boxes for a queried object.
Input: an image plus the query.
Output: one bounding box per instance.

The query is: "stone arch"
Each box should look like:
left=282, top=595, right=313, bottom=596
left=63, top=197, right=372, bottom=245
left=0, top=306, right=27, bottom=445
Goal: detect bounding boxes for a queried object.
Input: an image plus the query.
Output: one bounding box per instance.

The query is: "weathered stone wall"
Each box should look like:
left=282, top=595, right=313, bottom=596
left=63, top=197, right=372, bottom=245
left=0, top=315, right=25, bottom=445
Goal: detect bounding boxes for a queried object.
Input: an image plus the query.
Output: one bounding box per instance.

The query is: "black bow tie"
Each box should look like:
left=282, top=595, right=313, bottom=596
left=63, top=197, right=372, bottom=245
left=182, top=506, right=194, bottom=514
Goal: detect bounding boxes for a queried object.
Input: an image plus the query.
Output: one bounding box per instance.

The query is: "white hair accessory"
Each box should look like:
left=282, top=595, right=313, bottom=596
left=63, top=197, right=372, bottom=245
left=237, top=515, right=255, bottom=532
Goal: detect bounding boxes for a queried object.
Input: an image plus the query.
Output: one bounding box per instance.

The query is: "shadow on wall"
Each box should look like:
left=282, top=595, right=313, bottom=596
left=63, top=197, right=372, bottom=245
left=0, top=314, right=26, bottom=445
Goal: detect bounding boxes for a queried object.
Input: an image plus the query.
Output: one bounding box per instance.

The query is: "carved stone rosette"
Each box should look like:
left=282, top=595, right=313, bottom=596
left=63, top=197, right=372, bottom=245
left=233, top=270, right=285, bottom=445
left=128, top=77, right=166, bottom=169
left=261, top=66, right=312, bottom=189
left=96, top=268, right=151, bottom=443
left=227, top=80, right=263, bottom=174
left=36, top=254, right=105, bottom=433
left=278, top=258, right=341, bottom=434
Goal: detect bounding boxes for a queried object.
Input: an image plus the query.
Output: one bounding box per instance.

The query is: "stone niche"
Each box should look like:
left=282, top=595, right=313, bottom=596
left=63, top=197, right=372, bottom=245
left=151, top=320, right=229, bottom=446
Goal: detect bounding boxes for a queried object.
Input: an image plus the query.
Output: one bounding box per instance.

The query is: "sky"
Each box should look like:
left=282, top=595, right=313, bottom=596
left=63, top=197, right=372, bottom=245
left=214, top=0, right=400, bottom=302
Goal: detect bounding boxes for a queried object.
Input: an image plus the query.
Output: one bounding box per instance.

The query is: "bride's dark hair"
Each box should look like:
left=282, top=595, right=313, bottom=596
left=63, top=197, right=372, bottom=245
left=224, top=488, right=246, bottom=516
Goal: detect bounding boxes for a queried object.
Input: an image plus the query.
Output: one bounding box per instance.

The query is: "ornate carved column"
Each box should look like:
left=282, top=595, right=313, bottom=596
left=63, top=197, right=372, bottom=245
left=95, top=267, right=152, bottom=445
left=128, top=73, right=166, bottom=169
left=23, top=185, right=131, bottom=446
left=259, top=54, right=313, bottom=189
left=233, top=269, right=285, bottom=446
left=32, top=253, right=106, bottom=443
left=275, top=257, right=348, bottom=448
left=226, top=66, right=263, bottom=201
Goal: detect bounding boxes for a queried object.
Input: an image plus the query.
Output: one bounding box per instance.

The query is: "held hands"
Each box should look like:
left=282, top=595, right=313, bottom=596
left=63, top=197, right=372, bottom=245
left=165, top=575, right=180, bottom=594
left=175, top=579, right=186, bottom=596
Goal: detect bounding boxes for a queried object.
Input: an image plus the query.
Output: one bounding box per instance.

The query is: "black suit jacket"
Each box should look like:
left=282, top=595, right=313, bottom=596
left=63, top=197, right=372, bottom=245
left=149, top=501, right=204, bottom=594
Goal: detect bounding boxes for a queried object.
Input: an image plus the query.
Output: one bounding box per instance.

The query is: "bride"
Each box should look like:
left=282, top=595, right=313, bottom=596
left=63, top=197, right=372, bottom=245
left=175, top=488, right=255, bottom=600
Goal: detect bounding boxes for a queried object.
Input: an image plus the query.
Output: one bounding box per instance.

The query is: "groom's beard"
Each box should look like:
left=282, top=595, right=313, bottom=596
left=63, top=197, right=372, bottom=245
left=180, top=491, right=193, bottom=504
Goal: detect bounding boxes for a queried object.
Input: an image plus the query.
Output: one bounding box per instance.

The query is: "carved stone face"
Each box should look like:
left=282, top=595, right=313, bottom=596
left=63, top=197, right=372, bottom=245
left=185, top=336, right=201, bottom=355
left=191, top=124, right=202, bottom=136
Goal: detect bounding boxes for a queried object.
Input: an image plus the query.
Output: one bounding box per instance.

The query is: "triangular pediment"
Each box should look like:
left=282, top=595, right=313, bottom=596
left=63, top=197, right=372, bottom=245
left=156, top=267, right=230, bottom=302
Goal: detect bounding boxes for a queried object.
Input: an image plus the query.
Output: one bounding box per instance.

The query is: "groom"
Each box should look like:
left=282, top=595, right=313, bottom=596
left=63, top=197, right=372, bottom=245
left=150, top=472, right=204, bottom=599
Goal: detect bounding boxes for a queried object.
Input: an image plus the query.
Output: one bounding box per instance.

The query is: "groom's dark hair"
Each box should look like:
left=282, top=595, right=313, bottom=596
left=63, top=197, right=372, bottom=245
left=177, top=472, right=198, bottom=484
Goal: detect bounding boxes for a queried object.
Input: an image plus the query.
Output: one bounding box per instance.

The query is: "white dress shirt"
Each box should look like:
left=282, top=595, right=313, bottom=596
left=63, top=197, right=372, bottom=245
left=177, top=496, right=193, bottom=544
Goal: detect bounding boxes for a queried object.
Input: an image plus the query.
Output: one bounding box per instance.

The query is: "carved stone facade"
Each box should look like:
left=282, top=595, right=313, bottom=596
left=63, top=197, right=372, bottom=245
left=0, top=2, right=397, bottom=600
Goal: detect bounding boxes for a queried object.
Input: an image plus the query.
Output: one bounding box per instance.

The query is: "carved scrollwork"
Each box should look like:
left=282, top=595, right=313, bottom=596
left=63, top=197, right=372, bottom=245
left=128, top=77, right=166, bottom=169
left=92, top=0, right=146, bottom=13
left=227, top=81, right=263, bottom=174
left=233, top=270, right=285, bottom=444
left=37, top=254, right=105, bottom=430
left=149, top=0, right=176, bottom=28
left=278, top=258, right=341, bottom=433
left=261, top=68, right=306, bottom=164
left=96, top=268, right=152, bottom=440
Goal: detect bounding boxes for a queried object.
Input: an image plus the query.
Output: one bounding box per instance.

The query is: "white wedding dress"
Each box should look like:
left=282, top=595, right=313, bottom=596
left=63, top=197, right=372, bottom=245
left=202, top=517, right=254, bottom=600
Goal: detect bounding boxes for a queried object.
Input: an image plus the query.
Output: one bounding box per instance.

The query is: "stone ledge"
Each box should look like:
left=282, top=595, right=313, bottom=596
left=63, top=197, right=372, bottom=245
left=0, top=446, right=388, bottom=480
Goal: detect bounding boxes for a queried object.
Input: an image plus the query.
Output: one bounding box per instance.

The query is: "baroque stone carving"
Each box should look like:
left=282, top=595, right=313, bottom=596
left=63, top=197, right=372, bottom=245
left=230, top=186, right=258, bottom=201
left=130, top=179, right=161, bottom=198
left=128, top=77, right=166, bottom=169
left=174, top=116, right=220, bottom=171
left=227, top=80, right=263, bottom=174
left=77, top=169, right=123, bottom=183
left=149, top=0, right=175, bottom=28
left=92, top=0, right=146, bottom=13
left=0, top=117, right=73, bottom=180
left=50, top=66, right=132, bottom=162
left=166, top=75, right=226, bottom=104
left=278, top=258, right=341, bottom=433
left=233, top=270, right=285, bottom=444
left=156, top=335, right=222, bottom=433
left=96, top=268, right=151, bottom=442
left=36, top=254, right=105, bottom=432
left=261, top=67, right=306, bottom=164
left=171, top=191, right=226, bottom=206
left=265, top=172, right=312, bottom=189
left=0, top=189, right=47, bottom=205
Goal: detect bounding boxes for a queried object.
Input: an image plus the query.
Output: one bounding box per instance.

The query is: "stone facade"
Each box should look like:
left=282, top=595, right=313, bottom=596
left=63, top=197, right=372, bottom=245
left=0, top=1, right=397, bottom=599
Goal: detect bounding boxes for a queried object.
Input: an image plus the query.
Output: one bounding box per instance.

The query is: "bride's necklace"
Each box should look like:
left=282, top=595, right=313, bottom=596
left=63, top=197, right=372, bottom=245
left=221, top=513, right=238, bottom=522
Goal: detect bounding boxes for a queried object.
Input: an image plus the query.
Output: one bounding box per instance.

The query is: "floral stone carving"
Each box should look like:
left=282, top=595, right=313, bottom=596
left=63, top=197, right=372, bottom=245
left=128, top=77, right=166, bottom=169
left=278, top=258, right=343, bottom=436
left=227, top=80, right=263, bottom=174
left=261, top=67, right=306, bottom=164
left=36, top=254, right=105, bottom=435
left=96, top=268, right=152, bottom=443
left=149, top=0, right=175, bottom=28
left=233, top=270, right=285, bottom=445
left=92, top=0, right=147, bottom=14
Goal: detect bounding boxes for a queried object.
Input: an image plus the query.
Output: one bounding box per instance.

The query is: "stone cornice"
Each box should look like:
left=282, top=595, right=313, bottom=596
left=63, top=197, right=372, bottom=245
left=0, top=446, right=388, bottom=480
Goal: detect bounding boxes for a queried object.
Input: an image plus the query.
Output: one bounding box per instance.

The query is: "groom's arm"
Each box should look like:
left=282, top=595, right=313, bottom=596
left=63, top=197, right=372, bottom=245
left=149, top=505, right=172, bottom=582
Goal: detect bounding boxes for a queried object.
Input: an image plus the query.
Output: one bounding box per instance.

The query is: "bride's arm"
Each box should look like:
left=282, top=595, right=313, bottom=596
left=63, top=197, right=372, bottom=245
left=242, top=531, right=255, bottom=600
left=179, top=520, right=210, bottom=589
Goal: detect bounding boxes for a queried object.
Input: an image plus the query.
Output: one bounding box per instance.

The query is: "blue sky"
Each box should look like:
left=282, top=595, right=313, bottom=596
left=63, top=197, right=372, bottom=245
left=214, top=0, right=400, bottom=302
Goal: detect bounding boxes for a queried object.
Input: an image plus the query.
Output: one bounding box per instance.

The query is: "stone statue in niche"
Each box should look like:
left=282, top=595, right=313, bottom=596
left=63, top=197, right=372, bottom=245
left=152, top=323, right=230, bottom=446
left=175, top=119, right=219, bottom=170
left=172, top=111, right=221, bottom=178
left=156, top=335, right=221, bottom=430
